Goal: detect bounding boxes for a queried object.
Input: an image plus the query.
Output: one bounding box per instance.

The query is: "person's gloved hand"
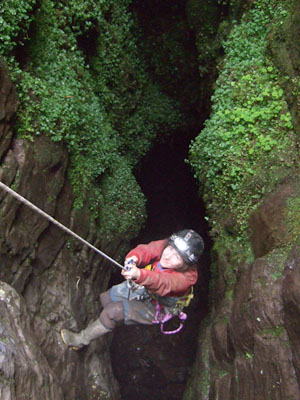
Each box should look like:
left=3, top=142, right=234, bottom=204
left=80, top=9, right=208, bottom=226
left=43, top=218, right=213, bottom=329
left=124, top=256, right=138, bottom=268
left=122, top=256, right=140, bottom=280
left=121, top=265, right=141, bottom=280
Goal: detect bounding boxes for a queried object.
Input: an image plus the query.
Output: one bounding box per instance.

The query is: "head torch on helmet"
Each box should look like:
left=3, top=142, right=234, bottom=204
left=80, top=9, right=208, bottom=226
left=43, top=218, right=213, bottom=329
left=168, top=229, right=204, bottom=265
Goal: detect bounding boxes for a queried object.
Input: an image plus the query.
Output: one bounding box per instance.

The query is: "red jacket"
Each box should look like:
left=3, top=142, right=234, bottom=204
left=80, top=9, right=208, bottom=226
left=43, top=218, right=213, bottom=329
left=126, top=239, right=198, bottom=297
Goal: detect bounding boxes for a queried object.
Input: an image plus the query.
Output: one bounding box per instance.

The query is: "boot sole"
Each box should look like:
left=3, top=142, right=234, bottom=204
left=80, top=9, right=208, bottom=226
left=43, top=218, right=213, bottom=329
left=60, top=329, right=80, bottom=351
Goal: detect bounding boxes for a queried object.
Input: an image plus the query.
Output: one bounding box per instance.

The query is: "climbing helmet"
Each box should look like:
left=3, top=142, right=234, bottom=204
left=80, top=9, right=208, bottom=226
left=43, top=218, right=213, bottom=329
left=168, top=229, right=204, bottom=265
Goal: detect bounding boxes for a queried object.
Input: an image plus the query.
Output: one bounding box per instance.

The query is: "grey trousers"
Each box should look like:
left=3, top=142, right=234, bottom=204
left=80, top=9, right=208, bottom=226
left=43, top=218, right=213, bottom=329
left=100, top=281, right=156, bottom=327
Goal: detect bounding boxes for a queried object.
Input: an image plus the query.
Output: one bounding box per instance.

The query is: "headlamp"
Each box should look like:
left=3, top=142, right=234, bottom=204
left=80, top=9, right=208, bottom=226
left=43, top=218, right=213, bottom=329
left=173, top=237, right=189, bottom=252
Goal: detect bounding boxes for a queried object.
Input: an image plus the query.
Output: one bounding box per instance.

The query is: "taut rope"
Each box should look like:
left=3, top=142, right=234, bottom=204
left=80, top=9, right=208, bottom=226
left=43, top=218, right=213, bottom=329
left=0, top=181, right=125, bottom=270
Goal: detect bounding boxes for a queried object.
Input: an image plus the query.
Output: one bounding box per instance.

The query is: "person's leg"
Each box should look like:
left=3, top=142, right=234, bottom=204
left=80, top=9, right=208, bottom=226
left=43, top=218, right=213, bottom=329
left=99, top=301, right=124, bottom=329
left=61, top=318, right=111, bottom=349
left=100, top=290, right=112, bottom=308
left=60, top=301, right=124, bottom=349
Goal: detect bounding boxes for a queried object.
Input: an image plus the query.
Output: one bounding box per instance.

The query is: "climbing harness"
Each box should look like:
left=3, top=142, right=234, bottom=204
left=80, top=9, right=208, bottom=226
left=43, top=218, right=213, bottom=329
left=143, top=264, right=194, bottom=334
left=0, top=181, right=127, bottom=270
left=152, top=288, right=194, bottom=335
left=152, top=301, right=187, bottom=335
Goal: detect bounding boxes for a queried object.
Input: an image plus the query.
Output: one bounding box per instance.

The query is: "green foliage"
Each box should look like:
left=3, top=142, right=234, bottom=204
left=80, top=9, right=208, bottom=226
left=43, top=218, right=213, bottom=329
left=216, top=0, right=251, bottom=19
left=90, top=13, right=182, bottom=164
left=96, top=159, right=146, bottom=238
left=11, top=0, right=121, bottom=210
left=133, top=0, right=205, bottom=126
left=0, top=0, right=35, bottom=57
left=189, top=0, right=297, bottom=242
left=118, top=83, right=181, bottom=163
left=187, top=0, right=221, bottom=78
left=1, top=0, right=184, bottom=239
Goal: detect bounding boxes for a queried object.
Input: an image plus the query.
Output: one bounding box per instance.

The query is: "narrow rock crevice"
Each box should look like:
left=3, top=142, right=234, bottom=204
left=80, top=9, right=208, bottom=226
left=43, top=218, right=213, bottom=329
left=105, top=1, right=218, bottom=397
left=0, top=0, right=222, bottom=398
left=109, top=130, right=212, bottom=400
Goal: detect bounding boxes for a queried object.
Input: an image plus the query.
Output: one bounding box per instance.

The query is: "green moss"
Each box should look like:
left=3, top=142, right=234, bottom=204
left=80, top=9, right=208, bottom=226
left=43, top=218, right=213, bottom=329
left=245, top=352, right=253, bottom=360
left=196, top=338, right=211, bottom=398
left=209, top=231, right=254, bottom=303
left=187, top=0, right=221, bottom=78
left=96, top=159, right=146, bottom=240
left=284, top=194, right=300, bottom=243
left=1, top=0, right=188, bottom=240
left=259, top=325, right=285, bottom=338
left=258, top=277, right=267, bottom=288
left=266, top=246, right=291, bottom=281
left=188, top=0, right=297, bottom=243
left=0, top=0, right=36, bottom=57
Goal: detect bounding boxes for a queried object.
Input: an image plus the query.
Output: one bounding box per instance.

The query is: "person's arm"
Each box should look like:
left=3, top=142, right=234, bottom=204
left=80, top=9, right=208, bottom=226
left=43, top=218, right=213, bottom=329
left=125, top=239, right=167, bottom=267
left=134, top=268, right=198, bottom=297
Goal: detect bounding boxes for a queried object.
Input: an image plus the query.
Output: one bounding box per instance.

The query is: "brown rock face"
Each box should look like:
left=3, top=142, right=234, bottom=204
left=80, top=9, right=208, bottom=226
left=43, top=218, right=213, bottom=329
left=249, top=182, right=295, bottom=258
left=0, top=281, right=63, bottom=400
left=0, top=59, right=120, bottom=398
left=185, top=176, right=300, bottom=399
left=0, top=59, right=18, bottom=160
left=282, top=242, right=300, bottom=383
left=187, top=248, right=300, bottom=400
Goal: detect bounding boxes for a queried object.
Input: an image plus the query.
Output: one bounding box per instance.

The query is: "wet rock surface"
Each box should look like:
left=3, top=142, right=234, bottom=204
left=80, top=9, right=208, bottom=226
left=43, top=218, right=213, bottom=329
left=0, top=57, right=120, bottom=399
left=0, top=59, right=18, bottom=160
left=186, top=182, right=300, bottom=400
left=249, top=181, right=295, bottom=258
left=282, top=242, right=300, bottom=384
left=188, top=251, right=300, bottom=399
left=0, top=281, right=63, bottom=400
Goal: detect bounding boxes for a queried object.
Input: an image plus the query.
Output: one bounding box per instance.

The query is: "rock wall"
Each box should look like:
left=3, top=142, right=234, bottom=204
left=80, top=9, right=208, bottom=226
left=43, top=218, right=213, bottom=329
left=0, top=59, right=120, bottom=399
left=186, top=185, right=300, bottom=399
left=0, top=281, right=63, bottom=400
left=184, top=1, right=300, bottom=399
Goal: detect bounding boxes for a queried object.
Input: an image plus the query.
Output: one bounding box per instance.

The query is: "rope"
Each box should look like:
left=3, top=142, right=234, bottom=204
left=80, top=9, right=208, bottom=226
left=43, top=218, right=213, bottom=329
left=0, top=181, right=125, bottom=270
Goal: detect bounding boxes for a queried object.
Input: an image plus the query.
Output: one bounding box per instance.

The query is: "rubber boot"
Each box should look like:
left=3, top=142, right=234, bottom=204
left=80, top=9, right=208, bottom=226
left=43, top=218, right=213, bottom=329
left=61, top=319, right=110, bottom=350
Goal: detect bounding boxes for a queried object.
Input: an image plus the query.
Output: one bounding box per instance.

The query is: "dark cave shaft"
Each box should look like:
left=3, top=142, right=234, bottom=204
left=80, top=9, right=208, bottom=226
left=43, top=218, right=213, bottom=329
left=109, top=131, right=212, bottom=400
left=107, top=0, right=219, bottom=397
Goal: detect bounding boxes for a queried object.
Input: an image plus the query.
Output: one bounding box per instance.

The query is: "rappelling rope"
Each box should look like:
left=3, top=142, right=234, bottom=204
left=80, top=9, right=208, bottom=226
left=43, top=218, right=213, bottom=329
left=0, top=180, right=125, bottom=270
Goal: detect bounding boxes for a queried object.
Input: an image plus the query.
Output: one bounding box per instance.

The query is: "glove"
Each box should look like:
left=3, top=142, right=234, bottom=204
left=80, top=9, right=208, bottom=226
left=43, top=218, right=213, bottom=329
left=124, top=256, right=138, bottom=270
